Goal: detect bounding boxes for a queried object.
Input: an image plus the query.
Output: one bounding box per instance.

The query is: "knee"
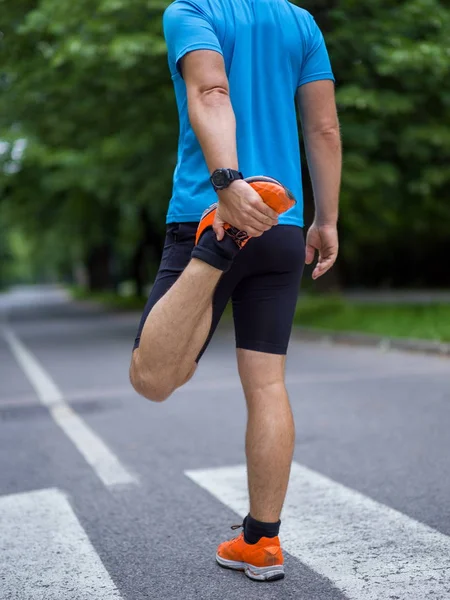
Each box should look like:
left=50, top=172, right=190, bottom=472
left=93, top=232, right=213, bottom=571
left=129, top=352, right=196, bottom=403
left=129, top=354, right=174, bottom=403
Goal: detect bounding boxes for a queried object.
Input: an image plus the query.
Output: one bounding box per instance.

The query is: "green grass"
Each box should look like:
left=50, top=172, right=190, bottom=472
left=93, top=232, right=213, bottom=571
left=294, top=296, right=450, bottom=343
left=70, top=287, right=147, bottom=311
left=70, top=287, right=450, bottom=343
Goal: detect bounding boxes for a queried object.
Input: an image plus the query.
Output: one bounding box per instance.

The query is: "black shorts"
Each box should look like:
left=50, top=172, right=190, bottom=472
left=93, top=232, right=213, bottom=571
left=133, top=223, right=305, bottom=359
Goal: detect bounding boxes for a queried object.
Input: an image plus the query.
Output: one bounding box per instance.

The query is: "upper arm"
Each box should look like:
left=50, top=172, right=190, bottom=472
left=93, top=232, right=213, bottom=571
left=181, top=50, right=229, bottom=97
left=163, top=1, right=224, bottom=78
left=297, top=80, right=339, bottom=135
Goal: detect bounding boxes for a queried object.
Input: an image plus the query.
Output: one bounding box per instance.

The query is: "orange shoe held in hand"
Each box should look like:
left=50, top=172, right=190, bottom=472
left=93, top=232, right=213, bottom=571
left=195, top=175, right=296, bottom=248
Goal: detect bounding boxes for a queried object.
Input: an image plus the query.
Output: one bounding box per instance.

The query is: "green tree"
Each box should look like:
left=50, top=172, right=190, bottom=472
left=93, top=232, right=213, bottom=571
left=1, top=0, right=449, bottom=291
left=300, top=0, right=450, bottom=287
left=1, top=0, right=176, bottom=291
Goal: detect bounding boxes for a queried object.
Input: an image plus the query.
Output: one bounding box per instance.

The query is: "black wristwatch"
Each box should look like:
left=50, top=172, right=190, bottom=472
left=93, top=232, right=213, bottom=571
left=210, top=168, right=244, bottom=191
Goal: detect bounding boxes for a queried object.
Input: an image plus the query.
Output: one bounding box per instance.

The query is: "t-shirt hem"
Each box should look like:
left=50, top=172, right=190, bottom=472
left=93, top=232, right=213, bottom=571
left=278, top=216, right=304, bottom=227
left=297, top=73, right=335, bottom=88
left=166, top=213, right=304, bottom=227
left=166, top=212, right=203, bottom=224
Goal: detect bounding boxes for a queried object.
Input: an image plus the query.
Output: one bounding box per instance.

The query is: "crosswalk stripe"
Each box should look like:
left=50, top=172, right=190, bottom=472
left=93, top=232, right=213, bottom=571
left=186, top=462, right=450, bottom=599
left=0, top=488, right=122, bottom=599
left=2, top=326, right=137, bottom=488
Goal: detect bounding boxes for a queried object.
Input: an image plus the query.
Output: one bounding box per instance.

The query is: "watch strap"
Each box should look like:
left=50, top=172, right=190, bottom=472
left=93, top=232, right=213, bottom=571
left=210, top=168, right=244, bottom=191
left=227, top=169, right=243, bottom=182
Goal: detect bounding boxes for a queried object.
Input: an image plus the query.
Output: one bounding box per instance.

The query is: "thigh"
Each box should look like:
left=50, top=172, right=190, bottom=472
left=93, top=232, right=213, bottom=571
left=133, top=223, right=195, bottom=350
left=195, top=251, right=246, bottom=361
left=133, top=222, right=240, bottom=360
left=232, top=226, right=305, bottom=355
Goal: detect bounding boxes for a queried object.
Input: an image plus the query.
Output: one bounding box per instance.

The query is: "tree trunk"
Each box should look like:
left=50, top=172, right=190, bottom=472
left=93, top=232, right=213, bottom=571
left=131, top=209, right=165, bottom=297
left=86, top=244, right=113, bottom=291
left=131, top=241, right=146, bottom=297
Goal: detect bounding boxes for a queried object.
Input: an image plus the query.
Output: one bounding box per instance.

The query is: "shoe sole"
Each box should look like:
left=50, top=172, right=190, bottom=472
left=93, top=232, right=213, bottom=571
left=195, top=204, right=218, bottom=245
left=216, top=553, right=285, bottom=582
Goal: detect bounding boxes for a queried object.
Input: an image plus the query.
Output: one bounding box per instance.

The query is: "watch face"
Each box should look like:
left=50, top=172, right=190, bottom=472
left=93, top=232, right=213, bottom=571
left=213, top=170, right=228, bottom=188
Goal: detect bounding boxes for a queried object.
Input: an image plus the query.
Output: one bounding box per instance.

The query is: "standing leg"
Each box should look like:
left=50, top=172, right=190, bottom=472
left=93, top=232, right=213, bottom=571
left=215, top=349, right=292, bottom=582
left=237, top=349, right=294, bottom=523
left=215, top=226, right=303, bottom=582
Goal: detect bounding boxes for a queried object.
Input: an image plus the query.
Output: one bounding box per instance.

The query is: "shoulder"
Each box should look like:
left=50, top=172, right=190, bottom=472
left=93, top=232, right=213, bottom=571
left=163, top=1, right=185, bottom=24
left=288, top=4, right=317, bottom=32
left=163, top=1, right=204, bottom=39
left=164, top=0, right=211, bottom=22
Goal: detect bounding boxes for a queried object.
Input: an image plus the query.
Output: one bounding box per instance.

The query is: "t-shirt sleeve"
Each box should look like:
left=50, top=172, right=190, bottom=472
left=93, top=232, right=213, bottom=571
left=163, top=1, right=223, bottom=77
left=298, top=15, right=335, bottom=88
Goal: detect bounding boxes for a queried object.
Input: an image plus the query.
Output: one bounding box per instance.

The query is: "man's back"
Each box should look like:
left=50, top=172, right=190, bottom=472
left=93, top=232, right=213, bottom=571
left=163, top=0, right=334, bottom=226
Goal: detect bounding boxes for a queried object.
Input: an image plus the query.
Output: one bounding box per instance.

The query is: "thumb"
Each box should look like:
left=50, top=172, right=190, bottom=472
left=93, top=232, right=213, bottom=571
left=213, top=214, right=225, bottom=241
left=305, top=243, right=316, bottom=265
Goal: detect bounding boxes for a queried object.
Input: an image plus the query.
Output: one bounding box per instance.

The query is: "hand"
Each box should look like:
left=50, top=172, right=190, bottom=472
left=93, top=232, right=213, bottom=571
left=212, top=180, right=279, bottom=240
left=305, top=222, right=339, bottom=279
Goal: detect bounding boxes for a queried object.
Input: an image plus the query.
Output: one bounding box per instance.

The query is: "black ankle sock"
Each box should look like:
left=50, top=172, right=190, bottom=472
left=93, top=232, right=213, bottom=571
left=243, top=513, right=281, bottom=545
left=191, top=228, right=240, bottom=272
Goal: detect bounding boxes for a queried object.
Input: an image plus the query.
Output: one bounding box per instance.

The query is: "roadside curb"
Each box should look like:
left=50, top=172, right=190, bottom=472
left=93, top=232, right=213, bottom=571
left=70, top=296, right=450, bottom=358
left=293, top=327, right=450, bottom=357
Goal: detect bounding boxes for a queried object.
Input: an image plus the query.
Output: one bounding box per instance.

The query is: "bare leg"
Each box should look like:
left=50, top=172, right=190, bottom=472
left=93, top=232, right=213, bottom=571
left=237, top=349, right=294, bottom=522
left=130, top=258, right=222, bottom=401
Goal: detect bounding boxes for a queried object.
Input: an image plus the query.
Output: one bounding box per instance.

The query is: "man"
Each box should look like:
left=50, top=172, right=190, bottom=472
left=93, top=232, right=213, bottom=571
left=130, top=0, right=341, bottom=583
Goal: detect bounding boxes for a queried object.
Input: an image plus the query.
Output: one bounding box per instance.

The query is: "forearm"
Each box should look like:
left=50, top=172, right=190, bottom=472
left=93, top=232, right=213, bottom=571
left=186, top=76, right=277, bottom=237
left=187, top=88, right=238, bottom=173
left=304, top=128, right=342, bottom=226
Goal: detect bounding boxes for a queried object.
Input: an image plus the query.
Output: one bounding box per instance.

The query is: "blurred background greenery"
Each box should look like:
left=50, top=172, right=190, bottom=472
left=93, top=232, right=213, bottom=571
left=1, top=0, right=449, bottom=299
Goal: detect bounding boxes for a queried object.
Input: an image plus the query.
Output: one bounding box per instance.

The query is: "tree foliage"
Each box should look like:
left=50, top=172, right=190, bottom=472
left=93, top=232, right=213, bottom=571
left=1, top=0, right=175, bottom=289
left=301, top=0, right=450, bottom=286
left=1, top=0, right=449, bottom=290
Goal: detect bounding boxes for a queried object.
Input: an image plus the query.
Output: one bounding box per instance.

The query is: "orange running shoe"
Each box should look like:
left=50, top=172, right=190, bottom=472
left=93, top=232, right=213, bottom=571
left=245, top=175, right=296, bottom=215
left=195, top=175, right=296, bottom=249
left=216, top=530, right=285, bottom=582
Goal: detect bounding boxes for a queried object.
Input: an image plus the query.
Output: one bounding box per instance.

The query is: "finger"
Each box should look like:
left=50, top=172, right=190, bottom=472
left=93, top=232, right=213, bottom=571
left=305, top=244, right=316, bottom=265
left=246, top=226, right=265, bottom=237
left=212, top=216, right=225, bottom=241
left=313, top=258, right=333, bottom=279
left=249, top=198, right=279, bottom=224
left=241, top=215, right=270, bottom=235
left=312, top=255, right=336, bottom=279
left=250, top=209, right=277, bottom=229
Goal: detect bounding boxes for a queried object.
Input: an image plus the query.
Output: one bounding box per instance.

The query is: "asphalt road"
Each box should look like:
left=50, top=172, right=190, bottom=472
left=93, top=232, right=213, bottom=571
left=1, top=286, right=450, bottom=600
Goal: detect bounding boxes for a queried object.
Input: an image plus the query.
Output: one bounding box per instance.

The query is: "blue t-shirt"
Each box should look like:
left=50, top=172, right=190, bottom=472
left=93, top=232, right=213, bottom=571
left=163, top=0, right=334, bottom=226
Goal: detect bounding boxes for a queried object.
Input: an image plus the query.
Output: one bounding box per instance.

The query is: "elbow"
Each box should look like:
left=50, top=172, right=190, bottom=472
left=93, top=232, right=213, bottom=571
left=322, top=125, right=341, bottom=139
left=198, top=85, right=230, bottom=106
left=310, top=122, right=341, bottom=138
left=309, top=123, right=341, bottom=139
left=307, top=125, right=341, bottom=150
left=187, top=84, right=230, bottom=114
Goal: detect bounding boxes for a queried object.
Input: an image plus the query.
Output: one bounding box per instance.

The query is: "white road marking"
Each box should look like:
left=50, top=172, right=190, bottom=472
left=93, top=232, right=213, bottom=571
left=186, top=462, right=450, bottom=599
left=2, top=326, right=137, bottom=488
left=0, top=488, right=122, bottom=599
